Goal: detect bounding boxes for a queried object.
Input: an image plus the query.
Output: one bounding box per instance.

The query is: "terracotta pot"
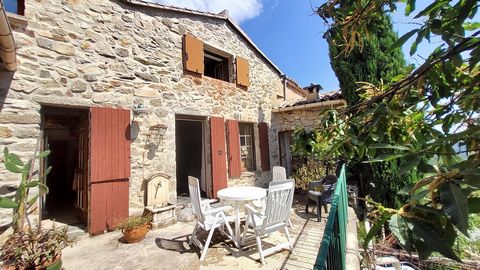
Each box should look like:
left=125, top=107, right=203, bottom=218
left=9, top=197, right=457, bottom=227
left=122, top=224, right=150, bottom=243
left=44, top=255, right=62, bottom=270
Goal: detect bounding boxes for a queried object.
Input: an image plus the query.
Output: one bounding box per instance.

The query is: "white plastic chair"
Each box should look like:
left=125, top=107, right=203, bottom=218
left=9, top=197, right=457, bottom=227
left=252, top=166, right=287, bottom=209
left=188, top=176, right=235, bottom=261
left=241, top=179, right=295, bottom=265
left=272, top=166, right=287, bottom=181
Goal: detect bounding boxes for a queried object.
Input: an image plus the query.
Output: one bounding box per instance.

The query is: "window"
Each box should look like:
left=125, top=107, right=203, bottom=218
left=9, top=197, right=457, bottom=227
left=239, top=123, right=256, bottom=171
left=183, top=34, right=249, bottom=86
left=5, top=0, right=25, bottom=15
left=204, top=51, right=229, bottom=82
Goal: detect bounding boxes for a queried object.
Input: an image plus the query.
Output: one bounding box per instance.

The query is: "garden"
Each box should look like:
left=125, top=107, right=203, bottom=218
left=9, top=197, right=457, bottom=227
left=292, top=0, right=480, bottom=269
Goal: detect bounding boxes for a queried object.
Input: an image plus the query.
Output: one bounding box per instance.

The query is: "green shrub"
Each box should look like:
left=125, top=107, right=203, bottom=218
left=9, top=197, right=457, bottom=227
left=116, top=214, right=152, bottom=231
left=292, top=158, right=327, bottom=190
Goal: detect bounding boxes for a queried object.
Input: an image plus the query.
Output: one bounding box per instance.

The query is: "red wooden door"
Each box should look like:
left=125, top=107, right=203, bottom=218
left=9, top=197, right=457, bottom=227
left=226, top=119, right=241, bottom=178
left=210, top=116, right=228, bottom=198
left=89, top=107, right=131, bottom=234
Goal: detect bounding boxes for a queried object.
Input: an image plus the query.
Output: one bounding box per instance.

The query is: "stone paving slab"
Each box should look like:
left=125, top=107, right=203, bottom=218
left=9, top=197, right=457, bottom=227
left=62, top=195, right=327, bottom=270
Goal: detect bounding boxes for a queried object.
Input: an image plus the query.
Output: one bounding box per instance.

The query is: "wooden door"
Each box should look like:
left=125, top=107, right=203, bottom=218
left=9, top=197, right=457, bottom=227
left=89, top=107, right=131, bottom=234
left=210, top=116, right=227, bottom=198
left=226, top=119, right=241, bottom=178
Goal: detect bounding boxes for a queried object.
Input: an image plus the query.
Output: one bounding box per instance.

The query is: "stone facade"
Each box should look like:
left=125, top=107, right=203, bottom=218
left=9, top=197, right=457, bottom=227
left=0, top=0, right=284, bottom=226
left=274, top=108, right=325, bottom=132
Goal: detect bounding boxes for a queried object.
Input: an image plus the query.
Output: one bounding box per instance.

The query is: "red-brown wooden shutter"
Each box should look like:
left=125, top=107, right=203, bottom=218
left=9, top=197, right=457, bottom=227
left=210, top=116, right=228, bottom=198
left=226, top=119, right=241, bottom=178
left=183, top=34, right=204, bottom=74
left=258, top=122, right=271, bottom=171
left=89, top=107, right=130, bottom=234
left=236, top=57, right=250, bottom=87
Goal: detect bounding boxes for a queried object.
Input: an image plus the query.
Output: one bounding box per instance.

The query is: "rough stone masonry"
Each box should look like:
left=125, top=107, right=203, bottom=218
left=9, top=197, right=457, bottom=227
left=0, top=0, right=284, bottom=227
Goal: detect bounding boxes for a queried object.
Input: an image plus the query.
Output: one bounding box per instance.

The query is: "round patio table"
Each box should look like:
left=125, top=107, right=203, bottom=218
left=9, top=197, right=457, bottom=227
left=217, top=186, right=266, bottom=245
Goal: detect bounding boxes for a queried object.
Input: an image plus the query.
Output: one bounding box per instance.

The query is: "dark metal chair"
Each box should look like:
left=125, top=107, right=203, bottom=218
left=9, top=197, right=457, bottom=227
left=305, top=175, right=338, bottom=221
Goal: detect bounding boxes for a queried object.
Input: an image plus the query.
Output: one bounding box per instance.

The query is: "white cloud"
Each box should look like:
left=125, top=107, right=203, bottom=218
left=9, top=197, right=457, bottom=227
left=153, top=0, right=263, bottom=23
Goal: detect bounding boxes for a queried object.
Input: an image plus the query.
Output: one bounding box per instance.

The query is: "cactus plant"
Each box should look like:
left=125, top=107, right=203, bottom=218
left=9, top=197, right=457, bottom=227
left=1, top=147, right=51, bottom=232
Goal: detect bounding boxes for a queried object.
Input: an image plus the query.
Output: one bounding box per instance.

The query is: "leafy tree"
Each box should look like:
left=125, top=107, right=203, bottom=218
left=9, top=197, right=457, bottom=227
left=316, top=0, right=480, bottom=262
left=322, top=4, right=414, bottom=208
left=326, top=7, right=406, bottom=106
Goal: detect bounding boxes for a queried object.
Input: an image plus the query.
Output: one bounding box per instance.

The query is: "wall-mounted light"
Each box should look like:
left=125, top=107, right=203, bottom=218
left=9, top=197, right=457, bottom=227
left=133, top=104, right=148, bottom=115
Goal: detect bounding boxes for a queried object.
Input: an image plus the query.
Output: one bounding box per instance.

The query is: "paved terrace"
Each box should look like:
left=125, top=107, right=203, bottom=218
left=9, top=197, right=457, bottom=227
left=62, top=195, right=328, bottom=270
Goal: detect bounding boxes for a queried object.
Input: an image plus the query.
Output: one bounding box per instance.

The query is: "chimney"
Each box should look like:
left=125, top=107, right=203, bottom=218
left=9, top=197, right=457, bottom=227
left=304, top=83, right=322, bottom=101
left=219, top=9, right=229, bottom=17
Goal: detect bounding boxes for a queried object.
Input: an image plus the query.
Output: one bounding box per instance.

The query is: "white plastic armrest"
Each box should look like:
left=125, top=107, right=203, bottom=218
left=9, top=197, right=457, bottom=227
left=203, top=205, right=232, bottom=215
left=245, top=204, right=262, bottom=217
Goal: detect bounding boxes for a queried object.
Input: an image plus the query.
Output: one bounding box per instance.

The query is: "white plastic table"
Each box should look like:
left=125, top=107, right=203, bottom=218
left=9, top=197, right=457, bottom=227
left=217, top=186, right=267, bottom=244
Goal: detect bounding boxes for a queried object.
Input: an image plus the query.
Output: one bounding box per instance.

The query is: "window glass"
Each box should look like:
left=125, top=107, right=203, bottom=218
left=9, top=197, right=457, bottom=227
left=5, top=0, right=19, bottom=14
left=239, top=123, right=255, bottom=171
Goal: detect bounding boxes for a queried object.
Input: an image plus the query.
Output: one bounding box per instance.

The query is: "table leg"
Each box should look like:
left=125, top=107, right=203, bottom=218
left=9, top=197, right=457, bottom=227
left=235, top=201, right=241, bottom=244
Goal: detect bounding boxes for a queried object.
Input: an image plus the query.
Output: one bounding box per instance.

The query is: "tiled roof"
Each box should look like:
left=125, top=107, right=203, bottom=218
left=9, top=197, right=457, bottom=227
left=295, top=90, right=343, bottom=105
left=276, top=90, right=344, bottom=109
left=286, top=77, right=307, bottom=97
left=123, top=0, right=283, bottom=75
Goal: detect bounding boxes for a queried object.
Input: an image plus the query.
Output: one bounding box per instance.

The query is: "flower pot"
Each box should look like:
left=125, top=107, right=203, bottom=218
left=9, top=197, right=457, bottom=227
left=44, top=255, right=62, bottom=270
left=2, top=255, right=61, bottom=270
left=122, top=224, right=150, bottom=243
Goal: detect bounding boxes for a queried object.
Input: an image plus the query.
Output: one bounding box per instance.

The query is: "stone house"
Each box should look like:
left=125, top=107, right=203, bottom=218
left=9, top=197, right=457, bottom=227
left=273, top=86, right=345, bottom=176
left=0, top=0, right=344, bottom=234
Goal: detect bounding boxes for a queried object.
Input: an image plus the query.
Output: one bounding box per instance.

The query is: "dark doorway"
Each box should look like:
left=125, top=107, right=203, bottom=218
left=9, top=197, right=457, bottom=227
left=175, top=119, right=204, bottom=196
left=41, top=106, right=89, bottom=226
left=279, top=131, right=293, bottom=177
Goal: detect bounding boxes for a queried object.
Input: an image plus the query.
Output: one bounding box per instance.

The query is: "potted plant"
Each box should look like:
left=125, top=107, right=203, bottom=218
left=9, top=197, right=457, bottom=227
left=1, top=227, right=75, bottom=270
left=0, top=147, right=75, bottom=269
left=117, top=214, right=152, bottom=243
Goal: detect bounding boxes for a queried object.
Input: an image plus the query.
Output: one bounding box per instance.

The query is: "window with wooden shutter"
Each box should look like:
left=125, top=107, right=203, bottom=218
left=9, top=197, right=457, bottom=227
left=236, top=57, right=250, bottom=87
left=258, top=122, right=270, bottom=171
left=226, top=119, right=241, bottom=177
left=183, top=34, right=204, bottom=74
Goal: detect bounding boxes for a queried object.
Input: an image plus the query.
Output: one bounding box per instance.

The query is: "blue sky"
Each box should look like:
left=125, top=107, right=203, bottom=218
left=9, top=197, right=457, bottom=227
left=242, top=0, right=336, bottom=90
left=241, top=1, right=439, bottom=91
left=153, top=0, right=437, bottom=91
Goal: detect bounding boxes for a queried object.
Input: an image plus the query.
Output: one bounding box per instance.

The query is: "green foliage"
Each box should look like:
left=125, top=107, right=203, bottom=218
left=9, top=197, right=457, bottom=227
left=1, top=147, right=51, bottom=232
left=116, top=214, right=152, bottom=231
left=453, top=214, right=480, bottom=260
left=321, top=3, right=414, bottom=210
left=291, top=158, right=327, bottom=190
left=0, top=227, right=75, bottom=268
left=327, top=12, right=406, bottom=106
left=317, top=0, right=479, bottom=262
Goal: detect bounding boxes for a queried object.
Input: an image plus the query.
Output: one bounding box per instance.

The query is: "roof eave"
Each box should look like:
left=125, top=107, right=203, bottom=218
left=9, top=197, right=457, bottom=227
left=122, top=0, right=283, bottom=76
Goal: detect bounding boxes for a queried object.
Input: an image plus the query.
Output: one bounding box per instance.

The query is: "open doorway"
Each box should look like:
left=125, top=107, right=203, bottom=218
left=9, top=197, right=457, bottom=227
left=41, top=106, right=89, bottom=227
left=175, top=117, right=206, bottom=197
left=279, top=131, right=293, bottom=177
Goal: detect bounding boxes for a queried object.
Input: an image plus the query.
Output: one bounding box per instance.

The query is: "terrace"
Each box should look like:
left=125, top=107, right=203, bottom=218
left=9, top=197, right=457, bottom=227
left=60, top=192, right=358, bottom=269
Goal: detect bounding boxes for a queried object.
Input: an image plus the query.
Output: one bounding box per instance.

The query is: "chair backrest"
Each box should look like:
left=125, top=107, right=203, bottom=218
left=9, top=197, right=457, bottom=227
left=188, top=176, right=205, bottom=223
left=321, top=175, right=338, bottom=203
left=261, top=179, right=294, bottom=231
left=272, top=166, right=287, bottom=181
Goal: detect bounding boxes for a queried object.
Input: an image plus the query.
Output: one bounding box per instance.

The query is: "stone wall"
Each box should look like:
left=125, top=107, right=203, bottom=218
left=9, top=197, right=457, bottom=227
left=273, top=108, right=324, bottom=132
left=0, top=0, right=283, bottom=225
